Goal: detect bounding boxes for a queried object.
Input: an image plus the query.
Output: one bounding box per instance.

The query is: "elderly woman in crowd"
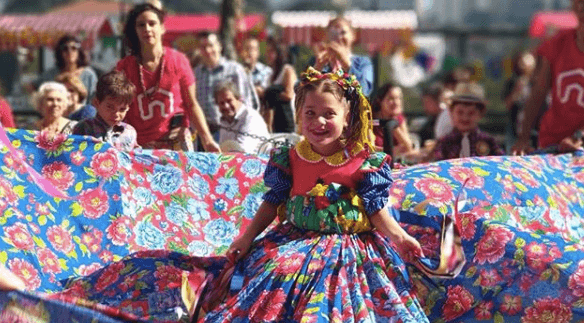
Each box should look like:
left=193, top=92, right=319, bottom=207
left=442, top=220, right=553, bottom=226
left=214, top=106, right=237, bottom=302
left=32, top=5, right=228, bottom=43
left=34, top=82, right=77, bottom=134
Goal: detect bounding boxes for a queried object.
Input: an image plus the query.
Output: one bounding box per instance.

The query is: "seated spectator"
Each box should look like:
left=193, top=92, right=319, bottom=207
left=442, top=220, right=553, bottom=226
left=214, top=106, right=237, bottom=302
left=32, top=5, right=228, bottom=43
left=34, top=82, right=77, bottom=135
left=194, top=31, right=260, bottom=138
left=56, top=72, right=97, bottom=121
left=372, top=82, right=413, bottom=155
left=73, top=71, right=138, bottom=151
left=215, top=80, right=269, bottom=153
left=0, top=95, right=15, bottom=128
left=432, top=83, right=504, bottom=161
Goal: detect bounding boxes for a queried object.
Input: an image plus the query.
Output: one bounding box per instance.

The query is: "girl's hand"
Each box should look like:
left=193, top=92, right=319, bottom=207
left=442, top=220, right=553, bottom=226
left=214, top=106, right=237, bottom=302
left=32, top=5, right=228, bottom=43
left=228, top=235, right=254, bottom=262
left=393, top=232, right=424, bottom=263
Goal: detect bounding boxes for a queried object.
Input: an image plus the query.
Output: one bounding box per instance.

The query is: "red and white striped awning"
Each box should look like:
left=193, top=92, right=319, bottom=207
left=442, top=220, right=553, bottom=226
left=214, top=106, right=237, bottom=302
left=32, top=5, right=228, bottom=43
left=0, top=13, right=113, bottom=51
left=272, top=10, right=418, bottom=52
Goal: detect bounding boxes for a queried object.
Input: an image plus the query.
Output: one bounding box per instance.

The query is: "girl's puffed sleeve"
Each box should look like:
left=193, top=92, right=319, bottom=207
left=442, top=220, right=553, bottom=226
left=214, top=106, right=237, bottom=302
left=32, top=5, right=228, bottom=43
left=262, top=147, right=292, bottom=204
left=357, top=152, right=395, bottom=216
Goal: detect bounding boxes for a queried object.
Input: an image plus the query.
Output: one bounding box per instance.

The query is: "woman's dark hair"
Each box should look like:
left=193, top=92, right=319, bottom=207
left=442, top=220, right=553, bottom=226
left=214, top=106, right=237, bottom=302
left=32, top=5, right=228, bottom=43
left=266, top=36, right=287, bottom=84
left=123, top=3, right=166, bottom=57
left=372, top=82, right=397, bottom=114
left=55, top=35, right=89, bottom=70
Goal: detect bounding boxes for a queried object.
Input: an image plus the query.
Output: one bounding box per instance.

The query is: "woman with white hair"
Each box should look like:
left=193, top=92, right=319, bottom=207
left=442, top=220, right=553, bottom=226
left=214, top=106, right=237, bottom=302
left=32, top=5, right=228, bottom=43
left=34, top=81, right=77, bottom=134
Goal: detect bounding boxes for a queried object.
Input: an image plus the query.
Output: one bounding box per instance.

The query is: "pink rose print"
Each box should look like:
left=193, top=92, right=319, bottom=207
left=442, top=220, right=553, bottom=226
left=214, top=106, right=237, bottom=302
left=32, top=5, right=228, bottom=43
left=569, top=260, right=584, bottom=297
left=442, top=285, right=474, bottom=321
left=249, top=288, right=287, bottom=321
left=414, top=177, right=455, bottom=205
left=9, top=258, right=41, bottom=290
left=525, top=242, right=553, bottom=273
left=94, top=261, right=124, bottom=292
left=35, top=131, right=67, bottom=151
left=153, top=265, right=183, bottom=290
left=273, top=254, right=304, bottom=274
left=47, top=225, right=74, bottom=254
left=4, top=223, right=34, bottom=251
left=70, top=151, right=86, bottom=166
left=3, top=151, right=26, bottom=173
left=521, top=297, right=572, bottom=323
left=479, top=268, right=502, bottom=287
left=501, top=294, right=522, bottom=315
left=106, top=216, right=132, bottom=246
left=448, top=166, right=484, bottom=189
left=389, top=185, right=406, bottom=209
left=81, top=229, right=103, bottom=254
left=79, top=188, right=109, bottom=219
left=37, top=248, right=61, bottom=274
left=458, top=212, right=479, bottom=240
left=41, top=161, right=75, bottom=191
left=0, top=177, right=18, bottom=212
left=90, top=150, right=119, bottom=179
left=474, top=301, right=493, bottom=320
left=473, top=225, right=514, bottom=264
left=510, top=167, right=539, bottom=188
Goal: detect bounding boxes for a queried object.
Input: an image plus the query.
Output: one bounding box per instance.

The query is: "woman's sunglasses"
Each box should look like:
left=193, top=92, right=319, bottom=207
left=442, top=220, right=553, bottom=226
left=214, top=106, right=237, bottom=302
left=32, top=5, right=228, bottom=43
left=61, top=43, right=81, bottom=52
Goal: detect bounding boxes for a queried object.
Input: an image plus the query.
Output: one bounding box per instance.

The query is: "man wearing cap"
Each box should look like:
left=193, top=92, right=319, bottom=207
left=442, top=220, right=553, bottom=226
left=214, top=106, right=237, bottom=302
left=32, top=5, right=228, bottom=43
left=432, top=83, right=504, bottom=161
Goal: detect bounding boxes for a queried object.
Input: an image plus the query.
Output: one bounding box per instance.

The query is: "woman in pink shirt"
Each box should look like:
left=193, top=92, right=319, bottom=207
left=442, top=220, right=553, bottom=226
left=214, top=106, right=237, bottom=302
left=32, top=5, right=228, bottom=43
left=117, top=3, right=219, bottom=151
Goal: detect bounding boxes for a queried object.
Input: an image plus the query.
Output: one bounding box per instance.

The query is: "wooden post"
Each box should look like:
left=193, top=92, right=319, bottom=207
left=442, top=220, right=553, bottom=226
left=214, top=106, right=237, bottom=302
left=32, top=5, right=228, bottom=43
left=219, top=0, right=243, bottom=60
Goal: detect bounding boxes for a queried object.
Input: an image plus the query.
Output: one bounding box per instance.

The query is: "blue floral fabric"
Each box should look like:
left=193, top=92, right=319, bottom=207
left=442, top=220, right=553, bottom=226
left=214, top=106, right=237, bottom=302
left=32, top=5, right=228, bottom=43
left=2, top=128, right=584, bottom=322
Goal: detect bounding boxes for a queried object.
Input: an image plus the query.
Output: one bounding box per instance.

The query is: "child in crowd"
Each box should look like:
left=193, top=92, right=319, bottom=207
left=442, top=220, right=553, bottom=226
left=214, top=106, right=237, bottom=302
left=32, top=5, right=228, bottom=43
left=215, top=80, right=270, bottom=153
left=432, top=82, right=504, bottom=161
left=372, top=82, right=413, bottom=155
left=72, top=71, right=138, bottom=151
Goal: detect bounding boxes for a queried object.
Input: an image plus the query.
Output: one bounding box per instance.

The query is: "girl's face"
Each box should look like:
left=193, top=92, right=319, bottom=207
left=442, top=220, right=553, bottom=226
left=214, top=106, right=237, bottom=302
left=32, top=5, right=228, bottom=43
left=135, top=10, right=164, bottom=47
left=450, top=103, right=483, bottom=133
left=380, top=87, right=403, bottom=118
left=300, top=90, right=348, bottom=156
left=328, top=21, right=355, bottom=48
left=61, top=41, right=79, bottom=65
left=42, top=90, right=68, bottom=119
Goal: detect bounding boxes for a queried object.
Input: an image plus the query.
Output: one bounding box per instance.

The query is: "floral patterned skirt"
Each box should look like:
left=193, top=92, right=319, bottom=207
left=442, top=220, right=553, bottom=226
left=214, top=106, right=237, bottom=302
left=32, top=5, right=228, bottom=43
left=50, top=223, right=428, bottom=323
left=203, top=222, right=429, bottom=323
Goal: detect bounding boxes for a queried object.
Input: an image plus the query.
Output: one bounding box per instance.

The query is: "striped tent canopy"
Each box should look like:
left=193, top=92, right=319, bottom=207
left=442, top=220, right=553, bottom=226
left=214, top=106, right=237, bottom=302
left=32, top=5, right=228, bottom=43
left=271, top=10, right=418, bottom=53
left=0, top=13, right=113, bottom=51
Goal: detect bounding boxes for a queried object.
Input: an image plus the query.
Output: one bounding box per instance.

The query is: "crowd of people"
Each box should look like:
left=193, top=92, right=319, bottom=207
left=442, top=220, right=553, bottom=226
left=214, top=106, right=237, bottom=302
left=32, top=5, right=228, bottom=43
left=2, top=1, right=577, bottom=163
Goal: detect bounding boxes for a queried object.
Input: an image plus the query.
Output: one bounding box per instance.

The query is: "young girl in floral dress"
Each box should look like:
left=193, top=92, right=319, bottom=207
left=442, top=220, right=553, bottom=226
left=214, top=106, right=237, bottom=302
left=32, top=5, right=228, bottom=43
left=203, top=67, right=429, bottom=322
left=50, top=68, right=429, bottom=323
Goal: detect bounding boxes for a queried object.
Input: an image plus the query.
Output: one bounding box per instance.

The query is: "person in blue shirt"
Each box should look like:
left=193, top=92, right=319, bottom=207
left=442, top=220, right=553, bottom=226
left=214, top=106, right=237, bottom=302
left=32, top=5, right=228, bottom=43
left=313, top=17, right=374, bottom=97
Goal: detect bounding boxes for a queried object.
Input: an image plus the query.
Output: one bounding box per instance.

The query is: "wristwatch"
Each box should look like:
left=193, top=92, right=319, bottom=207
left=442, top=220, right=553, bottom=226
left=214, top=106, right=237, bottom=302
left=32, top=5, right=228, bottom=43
left=573, top=129, right=583, bottom=140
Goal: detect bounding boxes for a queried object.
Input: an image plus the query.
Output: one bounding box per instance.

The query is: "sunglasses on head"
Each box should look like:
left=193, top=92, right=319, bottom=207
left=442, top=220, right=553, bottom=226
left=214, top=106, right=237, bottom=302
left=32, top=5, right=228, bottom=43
left=61, top=43, right=80, bottom=51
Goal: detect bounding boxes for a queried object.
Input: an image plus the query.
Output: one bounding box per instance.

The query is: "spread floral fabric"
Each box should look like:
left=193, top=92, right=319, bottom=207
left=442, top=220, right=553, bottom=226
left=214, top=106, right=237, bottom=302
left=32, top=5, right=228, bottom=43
left=2, top=128, right=584, bottom=322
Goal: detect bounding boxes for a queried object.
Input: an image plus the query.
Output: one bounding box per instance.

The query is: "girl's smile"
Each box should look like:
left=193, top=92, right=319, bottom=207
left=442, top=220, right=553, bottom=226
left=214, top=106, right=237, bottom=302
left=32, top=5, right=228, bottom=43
left=300, top=91, right=348, bottom=156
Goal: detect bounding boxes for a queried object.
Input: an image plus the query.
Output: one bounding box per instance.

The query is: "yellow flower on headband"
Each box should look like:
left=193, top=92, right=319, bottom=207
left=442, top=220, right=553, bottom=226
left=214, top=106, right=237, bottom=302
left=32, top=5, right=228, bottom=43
left=301, top=67, right=362, bottom=96
left=300, top=67, right=375, bottom=153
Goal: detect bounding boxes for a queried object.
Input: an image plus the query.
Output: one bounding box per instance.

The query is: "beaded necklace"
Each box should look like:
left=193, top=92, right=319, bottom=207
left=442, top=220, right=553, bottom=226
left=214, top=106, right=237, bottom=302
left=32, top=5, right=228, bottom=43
left=138, top=51, right=165, bottom=97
